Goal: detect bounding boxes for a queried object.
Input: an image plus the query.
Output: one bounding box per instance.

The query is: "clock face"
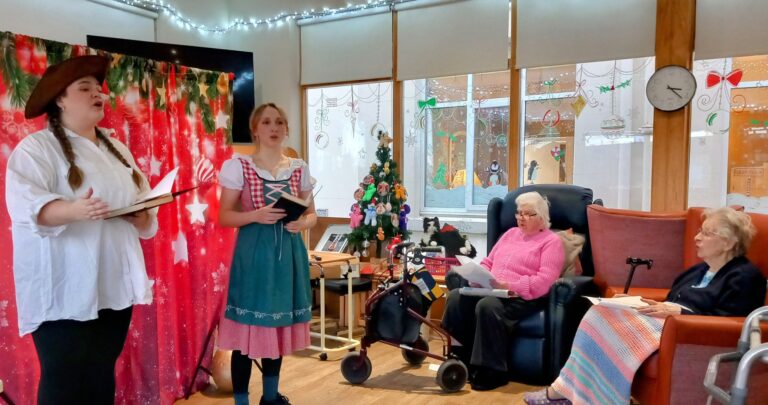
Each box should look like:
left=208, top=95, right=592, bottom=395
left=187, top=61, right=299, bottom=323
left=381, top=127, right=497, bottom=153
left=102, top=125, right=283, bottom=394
left=645, top=65, right=697, bottom=112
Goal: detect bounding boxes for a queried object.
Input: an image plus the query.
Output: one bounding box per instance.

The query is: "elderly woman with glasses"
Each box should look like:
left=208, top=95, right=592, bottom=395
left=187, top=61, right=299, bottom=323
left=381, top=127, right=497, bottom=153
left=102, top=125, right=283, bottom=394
left=441, top=191, right=565, bottom=391
left=524, top=207, right=766, bottom=405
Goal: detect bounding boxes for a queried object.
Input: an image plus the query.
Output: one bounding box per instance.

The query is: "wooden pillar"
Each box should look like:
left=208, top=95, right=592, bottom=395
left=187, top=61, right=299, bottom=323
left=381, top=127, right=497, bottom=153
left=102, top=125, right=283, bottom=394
left=507, top=0, right=521, bottom=190
left=651, top=0, right=696, bottom=211
left=392, top=12, right=404, bottom=171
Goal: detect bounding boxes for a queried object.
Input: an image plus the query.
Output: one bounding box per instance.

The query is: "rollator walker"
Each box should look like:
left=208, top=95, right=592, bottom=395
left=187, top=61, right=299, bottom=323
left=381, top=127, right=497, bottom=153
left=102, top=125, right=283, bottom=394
left=339, top=242, right=468, bottom=393
left=704, top=305, right=768, bottom=404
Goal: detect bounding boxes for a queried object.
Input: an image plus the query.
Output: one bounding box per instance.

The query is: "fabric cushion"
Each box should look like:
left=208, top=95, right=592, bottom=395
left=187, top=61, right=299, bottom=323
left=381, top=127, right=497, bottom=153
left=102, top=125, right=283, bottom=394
left=556, top=229, right=585, bottom=276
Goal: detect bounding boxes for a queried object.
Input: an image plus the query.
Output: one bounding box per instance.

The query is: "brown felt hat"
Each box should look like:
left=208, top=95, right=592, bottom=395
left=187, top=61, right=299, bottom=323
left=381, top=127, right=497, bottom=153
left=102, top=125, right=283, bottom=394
left=24, top=55, right=109, bottom=119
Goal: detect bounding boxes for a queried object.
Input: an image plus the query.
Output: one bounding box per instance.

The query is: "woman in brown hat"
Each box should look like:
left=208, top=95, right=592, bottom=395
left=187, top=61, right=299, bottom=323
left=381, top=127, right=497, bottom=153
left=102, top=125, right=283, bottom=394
left=5, top=55, right=157, bottom=404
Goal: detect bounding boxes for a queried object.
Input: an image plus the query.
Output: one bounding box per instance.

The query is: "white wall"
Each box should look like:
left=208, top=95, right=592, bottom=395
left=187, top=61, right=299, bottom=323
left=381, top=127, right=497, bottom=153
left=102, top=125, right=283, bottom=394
left=0, top=0, right=349, bottom=153
left=0, top=0, right=155, bottom=44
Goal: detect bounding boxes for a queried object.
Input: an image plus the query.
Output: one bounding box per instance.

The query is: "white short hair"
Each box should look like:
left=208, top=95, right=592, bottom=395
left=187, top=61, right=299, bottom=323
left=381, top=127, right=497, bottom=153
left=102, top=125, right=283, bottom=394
left=515, top=191, right=551, bottom=229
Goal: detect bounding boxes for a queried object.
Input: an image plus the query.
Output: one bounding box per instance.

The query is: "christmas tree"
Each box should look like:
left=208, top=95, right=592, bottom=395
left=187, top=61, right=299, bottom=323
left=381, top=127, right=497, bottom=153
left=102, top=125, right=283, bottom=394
left=347, top=130, right=410, bottom=257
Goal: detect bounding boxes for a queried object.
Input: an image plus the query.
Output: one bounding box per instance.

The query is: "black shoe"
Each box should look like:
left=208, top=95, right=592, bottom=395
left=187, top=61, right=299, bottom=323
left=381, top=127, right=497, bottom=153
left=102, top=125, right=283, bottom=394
left=259, top=393, right=291, bottom=405
left=470, top=368, right=508, bottom=391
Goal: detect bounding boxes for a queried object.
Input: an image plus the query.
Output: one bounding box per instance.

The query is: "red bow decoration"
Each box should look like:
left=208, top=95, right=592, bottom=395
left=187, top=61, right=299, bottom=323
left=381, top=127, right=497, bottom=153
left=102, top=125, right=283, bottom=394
left=706, top=69, right=743, bottom=88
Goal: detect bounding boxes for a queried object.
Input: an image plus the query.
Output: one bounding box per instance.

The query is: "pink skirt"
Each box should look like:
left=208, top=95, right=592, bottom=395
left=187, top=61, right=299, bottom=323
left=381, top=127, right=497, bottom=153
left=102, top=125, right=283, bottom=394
left=218, top=316, right=310, bottom=359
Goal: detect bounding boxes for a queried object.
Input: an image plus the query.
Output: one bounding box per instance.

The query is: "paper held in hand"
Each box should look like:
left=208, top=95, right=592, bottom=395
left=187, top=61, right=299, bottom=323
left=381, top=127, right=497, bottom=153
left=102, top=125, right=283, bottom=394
left=583, top=295, right=649, bottom=309
left=452, top=255, right=497, bottom=289
left=106, top=167, right=183, bottom=219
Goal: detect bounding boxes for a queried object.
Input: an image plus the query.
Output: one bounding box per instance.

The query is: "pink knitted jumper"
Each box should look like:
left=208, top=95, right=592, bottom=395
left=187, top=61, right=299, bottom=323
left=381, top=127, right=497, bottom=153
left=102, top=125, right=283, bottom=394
left=480, top=227, right=565, bottom=300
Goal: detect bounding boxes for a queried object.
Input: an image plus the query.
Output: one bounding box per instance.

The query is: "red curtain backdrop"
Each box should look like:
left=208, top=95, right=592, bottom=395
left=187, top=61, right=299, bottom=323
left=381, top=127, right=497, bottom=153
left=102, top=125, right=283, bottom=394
left=0, top=32, right=236, bottom=404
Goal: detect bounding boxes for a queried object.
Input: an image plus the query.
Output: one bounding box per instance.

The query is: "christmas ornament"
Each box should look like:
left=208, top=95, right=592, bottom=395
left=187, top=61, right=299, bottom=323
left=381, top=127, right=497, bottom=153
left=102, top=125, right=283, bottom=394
left=571, top=94, right=587, bottom=117
left=362, top=240, right=370, bottom=248
left=390, top=213, right=399, bottom=228
left=353, top=187, right=365, bottom=201
left=370, top=163, right=378, bottom=172
left=362, top=174, right=375, bottom=185
left=376, top=182, right=390, bottom=196
left=379, top=171, right=386, bottom=178
left=383, top=162, right=390, bottom=175
left=706, top=69, right=742, bottom=88
left=375, top=203, right=387, bottom=215
left=377, top=227, right=385, bottom=241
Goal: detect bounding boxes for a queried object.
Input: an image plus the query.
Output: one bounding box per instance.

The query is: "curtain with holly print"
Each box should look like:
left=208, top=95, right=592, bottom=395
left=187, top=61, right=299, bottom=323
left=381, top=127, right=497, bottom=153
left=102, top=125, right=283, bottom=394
left=0, top=32, right=236, bottom=404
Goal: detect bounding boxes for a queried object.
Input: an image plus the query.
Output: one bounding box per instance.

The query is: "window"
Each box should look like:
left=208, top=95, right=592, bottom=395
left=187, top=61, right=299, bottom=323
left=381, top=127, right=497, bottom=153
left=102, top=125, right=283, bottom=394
left=688, top=55, right=768, bottom=214
left=521, top=57, right=655, bottom=210
left=306, top=81, right=393, bottom=217
left=403, top=71, right=510, bottom=215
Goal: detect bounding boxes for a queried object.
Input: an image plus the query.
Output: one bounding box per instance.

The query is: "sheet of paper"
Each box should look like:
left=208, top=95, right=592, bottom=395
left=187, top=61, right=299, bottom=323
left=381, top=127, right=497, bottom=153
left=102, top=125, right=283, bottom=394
left=141, top=167, right=179, bottom=202
left=452, top=255, right=496, bottom=289
left=459, top=287, right=509, bottom=298
left=583, top=295, right=649, bottom=309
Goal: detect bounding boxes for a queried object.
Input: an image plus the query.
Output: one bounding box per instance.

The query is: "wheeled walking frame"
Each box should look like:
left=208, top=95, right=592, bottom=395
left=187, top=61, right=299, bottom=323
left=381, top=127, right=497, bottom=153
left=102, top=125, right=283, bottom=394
left=339, top=242, right=468, bottom=393
left=704, top=305, right=768, bottom=404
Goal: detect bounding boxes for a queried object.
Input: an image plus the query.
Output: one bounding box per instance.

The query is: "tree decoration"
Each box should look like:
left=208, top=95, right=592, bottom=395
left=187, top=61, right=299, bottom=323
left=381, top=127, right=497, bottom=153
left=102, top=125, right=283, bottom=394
left=347, top=130, right=410, bottom=255
left=598, top=79, right=631, bottom=93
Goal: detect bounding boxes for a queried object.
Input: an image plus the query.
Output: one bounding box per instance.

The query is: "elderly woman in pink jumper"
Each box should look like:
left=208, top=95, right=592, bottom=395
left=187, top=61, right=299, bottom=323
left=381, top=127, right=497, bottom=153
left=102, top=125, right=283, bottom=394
left=442, top=191, right=565, bottom=391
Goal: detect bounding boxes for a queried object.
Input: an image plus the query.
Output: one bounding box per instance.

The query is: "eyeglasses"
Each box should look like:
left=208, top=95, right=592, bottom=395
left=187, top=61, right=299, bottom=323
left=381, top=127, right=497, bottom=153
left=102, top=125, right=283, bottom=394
left=515, top=211, right=538, bottom=219
left=697, top=228, right=720, bottom=238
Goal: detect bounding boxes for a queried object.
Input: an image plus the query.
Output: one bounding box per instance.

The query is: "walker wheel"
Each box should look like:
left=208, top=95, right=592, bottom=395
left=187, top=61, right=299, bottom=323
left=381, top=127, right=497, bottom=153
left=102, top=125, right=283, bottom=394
left=319, top=353, right=328, bottom=361
left=401, top=335, right=429, bottom=365
left=341, top=352, right=372, bottom=384
left=436, top=359, right=467, bottom=393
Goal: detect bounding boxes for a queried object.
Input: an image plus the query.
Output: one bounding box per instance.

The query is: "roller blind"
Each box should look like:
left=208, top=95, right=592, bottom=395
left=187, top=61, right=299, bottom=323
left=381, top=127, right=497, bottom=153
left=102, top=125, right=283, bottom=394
left=517, top=0, right=656, bottom=68
left=396, top=0, right=510, bottom=80
left=695, top=0, right=768, bottom=60
left=301, top=13, right=392, bottom=85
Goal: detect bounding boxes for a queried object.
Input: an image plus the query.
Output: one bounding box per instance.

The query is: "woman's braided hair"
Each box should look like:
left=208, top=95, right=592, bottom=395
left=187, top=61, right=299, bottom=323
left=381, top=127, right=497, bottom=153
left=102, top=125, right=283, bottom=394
left=47, top=105, right=142, bottom=191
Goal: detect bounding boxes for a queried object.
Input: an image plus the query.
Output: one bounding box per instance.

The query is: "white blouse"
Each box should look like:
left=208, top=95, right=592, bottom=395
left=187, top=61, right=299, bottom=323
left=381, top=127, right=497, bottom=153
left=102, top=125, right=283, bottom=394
left=5, top=127, right=158, bottom=336
left=218, top=154, right=314, bottom=192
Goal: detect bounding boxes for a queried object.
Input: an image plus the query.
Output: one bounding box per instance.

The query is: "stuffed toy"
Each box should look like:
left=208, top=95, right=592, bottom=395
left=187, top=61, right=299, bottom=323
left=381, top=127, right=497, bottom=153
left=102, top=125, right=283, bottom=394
left=399, top=204, right=411, bottom=231
left=363, top=183, right=376, bottom=201
left=394, top=183, right=407, bottom=201
left=364, top=204, right=377, bottom=226
left=420, top=217, right=441, bottom=246
left=349, top=204, right=363, bottom=229
left=427, top=224, right=477, bottom=258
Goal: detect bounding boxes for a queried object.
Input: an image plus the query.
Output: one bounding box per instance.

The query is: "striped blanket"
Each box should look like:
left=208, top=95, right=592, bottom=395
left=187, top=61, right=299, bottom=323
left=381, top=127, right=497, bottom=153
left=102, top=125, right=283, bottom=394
left=551, top=305, right=666, bottom=405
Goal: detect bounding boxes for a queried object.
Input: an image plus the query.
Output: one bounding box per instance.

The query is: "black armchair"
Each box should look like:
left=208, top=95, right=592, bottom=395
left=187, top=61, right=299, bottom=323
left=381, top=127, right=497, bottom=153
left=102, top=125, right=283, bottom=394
left=447, top=184, right=599, bottom=385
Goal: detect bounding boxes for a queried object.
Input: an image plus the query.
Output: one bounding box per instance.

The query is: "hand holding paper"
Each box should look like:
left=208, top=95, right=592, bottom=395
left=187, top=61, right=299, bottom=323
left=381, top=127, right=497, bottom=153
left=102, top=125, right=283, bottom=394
left=452, top=255, right=497, bottom=289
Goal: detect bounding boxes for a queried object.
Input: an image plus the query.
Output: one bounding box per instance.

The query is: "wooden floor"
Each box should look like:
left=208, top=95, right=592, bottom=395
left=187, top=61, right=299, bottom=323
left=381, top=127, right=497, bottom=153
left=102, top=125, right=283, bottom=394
left=176, top=338, right=539, bottom=405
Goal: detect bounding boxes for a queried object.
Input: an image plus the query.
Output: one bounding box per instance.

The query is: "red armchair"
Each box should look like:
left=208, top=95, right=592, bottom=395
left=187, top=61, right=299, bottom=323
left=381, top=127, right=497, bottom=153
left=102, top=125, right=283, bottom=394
left=587, top=205, right=768, bottom=404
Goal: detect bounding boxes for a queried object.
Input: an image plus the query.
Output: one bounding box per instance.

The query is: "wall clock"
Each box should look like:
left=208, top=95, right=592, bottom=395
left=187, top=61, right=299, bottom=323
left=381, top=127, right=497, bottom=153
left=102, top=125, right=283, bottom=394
left=645, top=65, right=697, bottom=112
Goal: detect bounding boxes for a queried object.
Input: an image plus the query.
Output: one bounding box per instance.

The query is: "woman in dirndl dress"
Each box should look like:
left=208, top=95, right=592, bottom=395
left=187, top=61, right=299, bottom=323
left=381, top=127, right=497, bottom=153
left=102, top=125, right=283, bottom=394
left=217, top=103, right=316, bottom=405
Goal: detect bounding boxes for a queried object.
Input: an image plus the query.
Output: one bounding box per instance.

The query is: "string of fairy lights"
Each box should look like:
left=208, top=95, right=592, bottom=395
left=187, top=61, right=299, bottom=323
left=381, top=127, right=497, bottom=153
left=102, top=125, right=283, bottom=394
left=112, top=0, right=420, bottom=33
